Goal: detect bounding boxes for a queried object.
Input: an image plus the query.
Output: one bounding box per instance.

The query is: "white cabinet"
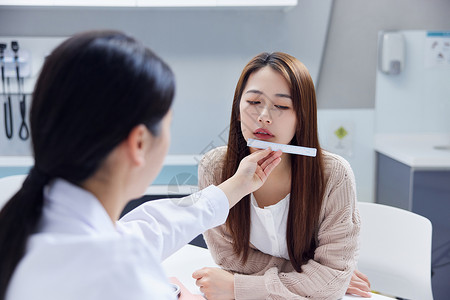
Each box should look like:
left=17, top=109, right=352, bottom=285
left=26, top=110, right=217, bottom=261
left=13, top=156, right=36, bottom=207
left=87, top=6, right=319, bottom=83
left=0, top=0, right=297, bottom=8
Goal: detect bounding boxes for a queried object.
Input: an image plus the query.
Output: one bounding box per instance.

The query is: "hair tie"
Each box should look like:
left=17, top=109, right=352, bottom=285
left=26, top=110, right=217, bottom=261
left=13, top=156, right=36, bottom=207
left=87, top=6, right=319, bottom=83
left=26, top=166, right=52, bottom=187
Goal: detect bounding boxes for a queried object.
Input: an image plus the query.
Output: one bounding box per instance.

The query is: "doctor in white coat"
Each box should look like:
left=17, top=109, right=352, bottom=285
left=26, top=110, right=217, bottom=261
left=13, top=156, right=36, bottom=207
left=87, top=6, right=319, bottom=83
left=0, top=30, right=282, bottom=300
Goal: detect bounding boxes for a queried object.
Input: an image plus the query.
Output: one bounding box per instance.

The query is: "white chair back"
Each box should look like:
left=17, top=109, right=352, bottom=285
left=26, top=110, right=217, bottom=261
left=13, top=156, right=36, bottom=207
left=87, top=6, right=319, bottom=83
left=357, top=202, right=433, bottom=300
left=0, top=175, right=27, bottom=209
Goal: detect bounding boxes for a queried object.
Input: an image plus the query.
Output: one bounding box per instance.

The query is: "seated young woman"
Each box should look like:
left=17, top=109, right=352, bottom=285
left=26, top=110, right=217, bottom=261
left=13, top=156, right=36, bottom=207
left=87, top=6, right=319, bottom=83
left=192, top=52, right=371, bottom=300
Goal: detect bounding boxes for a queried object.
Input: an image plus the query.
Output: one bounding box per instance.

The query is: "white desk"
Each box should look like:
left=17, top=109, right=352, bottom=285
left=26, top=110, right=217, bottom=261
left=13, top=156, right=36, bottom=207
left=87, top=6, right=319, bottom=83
left=162, top=244, right=393, bottom=300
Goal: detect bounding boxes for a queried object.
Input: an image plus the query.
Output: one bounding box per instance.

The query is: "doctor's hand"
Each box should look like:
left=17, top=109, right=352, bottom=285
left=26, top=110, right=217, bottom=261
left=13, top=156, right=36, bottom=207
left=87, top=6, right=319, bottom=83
left=218, top=148, right=282, bottom=208
left=192, top=267, right=234, bottom=300
left=346, top=269, right=372, bottom=297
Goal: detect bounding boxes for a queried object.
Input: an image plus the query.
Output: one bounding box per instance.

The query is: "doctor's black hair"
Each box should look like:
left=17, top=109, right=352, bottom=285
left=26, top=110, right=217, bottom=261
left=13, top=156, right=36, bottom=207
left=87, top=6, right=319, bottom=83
left=0, top=30, right=175, bottom=299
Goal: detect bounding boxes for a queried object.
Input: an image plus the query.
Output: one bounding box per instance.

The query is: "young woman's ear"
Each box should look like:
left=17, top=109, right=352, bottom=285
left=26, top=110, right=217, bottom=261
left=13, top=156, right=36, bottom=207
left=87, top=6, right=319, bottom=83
left=126, top=124, right=153, bottom=166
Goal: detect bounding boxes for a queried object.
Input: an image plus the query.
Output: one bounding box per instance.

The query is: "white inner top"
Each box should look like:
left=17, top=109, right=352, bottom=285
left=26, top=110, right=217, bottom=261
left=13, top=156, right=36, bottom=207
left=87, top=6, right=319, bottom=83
left=249, top=193, right=290, bottom=260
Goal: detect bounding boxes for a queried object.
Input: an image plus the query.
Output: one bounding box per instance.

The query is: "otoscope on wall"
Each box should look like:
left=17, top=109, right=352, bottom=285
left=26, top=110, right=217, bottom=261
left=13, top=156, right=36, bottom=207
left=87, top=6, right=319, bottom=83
left=0, top=42, right=13, bottom=140
left=0, top=40, right=31, bottom=142
left=12, top=41, right=29, bottom=141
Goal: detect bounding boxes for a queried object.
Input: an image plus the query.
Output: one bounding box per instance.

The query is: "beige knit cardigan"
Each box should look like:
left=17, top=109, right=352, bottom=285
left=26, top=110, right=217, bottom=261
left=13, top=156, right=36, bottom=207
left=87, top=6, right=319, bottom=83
left=199, top=146, right=361, bottom=300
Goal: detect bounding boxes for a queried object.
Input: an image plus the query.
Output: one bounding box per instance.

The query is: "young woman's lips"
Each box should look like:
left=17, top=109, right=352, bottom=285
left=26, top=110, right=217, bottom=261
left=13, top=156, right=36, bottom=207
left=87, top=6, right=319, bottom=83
left=253, top=128, right=274, bottom=140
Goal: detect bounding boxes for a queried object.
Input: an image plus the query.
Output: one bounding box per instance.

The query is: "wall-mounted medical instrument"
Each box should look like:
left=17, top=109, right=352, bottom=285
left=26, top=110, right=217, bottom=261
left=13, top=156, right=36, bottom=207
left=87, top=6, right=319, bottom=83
left=378, top=31, right=405, bottom=75
left=0, top=42, right=13, bottom=139
left=0, top=40, right=31, bottom=141
left=12, top=41, right=29, bottom=140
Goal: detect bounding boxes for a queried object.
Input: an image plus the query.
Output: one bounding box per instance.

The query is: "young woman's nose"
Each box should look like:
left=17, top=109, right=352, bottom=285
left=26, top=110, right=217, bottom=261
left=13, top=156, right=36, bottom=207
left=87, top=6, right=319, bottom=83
left=257, top=106, right=272, bottom=124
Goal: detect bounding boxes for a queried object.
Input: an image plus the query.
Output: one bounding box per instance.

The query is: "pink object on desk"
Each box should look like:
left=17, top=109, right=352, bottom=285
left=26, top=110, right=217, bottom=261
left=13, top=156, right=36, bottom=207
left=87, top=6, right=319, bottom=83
left=170, top=277, right=206, bottom=300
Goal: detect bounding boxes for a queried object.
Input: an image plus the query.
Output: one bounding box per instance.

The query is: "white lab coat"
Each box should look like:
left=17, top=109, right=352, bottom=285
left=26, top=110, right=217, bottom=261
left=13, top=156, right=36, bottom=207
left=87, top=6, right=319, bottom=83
left=6, top=178, right=229, bottom=300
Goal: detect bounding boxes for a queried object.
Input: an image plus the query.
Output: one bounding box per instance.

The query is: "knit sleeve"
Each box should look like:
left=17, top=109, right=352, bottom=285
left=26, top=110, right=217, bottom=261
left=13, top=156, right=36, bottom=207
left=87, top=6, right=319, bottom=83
left=232, top=158, right=361, bottom=300
left=197, top=146, right=227, bottom=190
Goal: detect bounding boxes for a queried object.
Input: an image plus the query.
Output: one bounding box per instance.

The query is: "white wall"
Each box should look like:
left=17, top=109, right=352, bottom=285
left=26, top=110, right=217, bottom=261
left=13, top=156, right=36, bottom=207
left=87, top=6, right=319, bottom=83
left=318, top=109, right=375, bottom=203
left=0, top=1, right=333, bottom=155
left=318, top=0, right=450, bottom=109
left=375, top=31, right=450, bottom=134
left=4, top=1, right=448, bottom=202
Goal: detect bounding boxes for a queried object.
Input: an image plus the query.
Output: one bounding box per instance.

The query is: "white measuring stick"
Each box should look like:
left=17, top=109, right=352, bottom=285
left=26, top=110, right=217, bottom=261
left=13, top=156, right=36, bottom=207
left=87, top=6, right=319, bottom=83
left=247, top=138, right=317, bottom=157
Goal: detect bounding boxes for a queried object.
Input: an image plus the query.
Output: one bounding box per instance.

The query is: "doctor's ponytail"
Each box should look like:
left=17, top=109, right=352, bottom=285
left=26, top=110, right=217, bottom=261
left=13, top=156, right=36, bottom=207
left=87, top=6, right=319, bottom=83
left=0, top=167, right=51, bottom=299
left=0, top=30, right=174, bottom=300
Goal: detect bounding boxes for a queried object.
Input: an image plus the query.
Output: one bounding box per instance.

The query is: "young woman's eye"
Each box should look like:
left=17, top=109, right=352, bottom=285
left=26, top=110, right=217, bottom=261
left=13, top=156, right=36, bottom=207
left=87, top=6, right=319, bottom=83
left=275, top=105, right=290, bottom=110
left=247, top=100, right=261, bottom=105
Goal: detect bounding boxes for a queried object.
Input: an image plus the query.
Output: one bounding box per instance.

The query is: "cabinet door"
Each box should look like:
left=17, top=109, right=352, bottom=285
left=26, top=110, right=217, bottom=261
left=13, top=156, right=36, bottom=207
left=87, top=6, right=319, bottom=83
left=412, top=170, right=450, bottom=300
left=376, top=152, right=412, bottom=210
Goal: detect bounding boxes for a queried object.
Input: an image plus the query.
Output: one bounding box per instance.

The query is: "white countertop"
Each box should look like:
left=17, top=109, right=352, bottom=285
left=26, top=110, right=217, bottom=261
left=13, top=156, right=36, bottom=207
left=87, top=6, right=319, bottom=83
left=0, top=156, right=199, bottom=196
left=0, top=156, right=34, bottom=167
left=374, top=133, right=450, bottom=169
left=0, top=154, right=202, bottom=167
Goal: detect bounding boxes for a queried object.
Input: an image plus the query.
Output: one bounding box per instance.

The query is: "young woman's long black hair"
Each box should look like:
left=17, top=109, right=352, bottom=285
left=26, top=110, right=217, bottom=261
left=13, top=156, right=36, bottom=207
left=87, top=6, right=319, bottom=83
left=0, top=30, right=175, bottom=299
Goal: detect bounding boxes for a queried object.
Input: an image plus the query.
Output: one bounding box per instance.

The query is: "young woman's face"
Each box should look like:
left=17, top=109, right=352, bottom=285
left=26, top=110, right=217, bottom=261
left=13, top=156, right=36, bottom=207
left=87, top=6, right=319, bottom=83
left=239, top=66, right=297, bottom=150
